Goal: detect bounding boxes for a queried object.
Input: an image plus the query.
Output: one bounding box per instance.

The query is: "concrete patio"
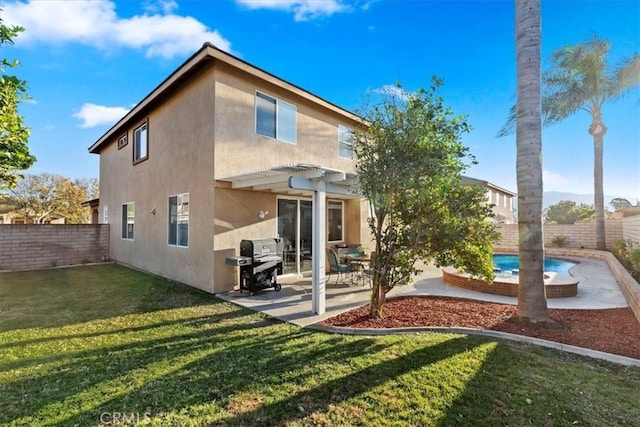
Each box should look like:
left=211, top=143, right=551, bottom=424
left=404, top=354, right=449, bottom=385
left=217, top=257, right=629, bottom=327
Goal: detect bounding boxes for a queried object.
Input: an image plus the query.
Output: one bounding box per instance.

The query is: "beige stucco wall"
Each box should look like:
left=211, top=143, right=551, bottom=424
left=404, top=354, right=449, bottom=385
left=213, top=64, right=359, bottom=178
left=99, top=67, right=217, bottom=292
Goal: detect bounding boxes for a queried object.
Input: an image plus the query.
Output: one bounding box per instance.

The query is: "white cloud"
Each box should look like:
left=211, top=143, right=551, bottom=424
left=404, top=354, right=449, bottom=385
left=373, top=84, right=411, bottom=100
left=3, top=0, right=231, bottom=59
left=143, top=0, right=179, bottom=15
left=236, top=0, right=350, bottom=22
left=73, top=103, right=130, bottom=128
left=542, top=170, right=570, bottom=191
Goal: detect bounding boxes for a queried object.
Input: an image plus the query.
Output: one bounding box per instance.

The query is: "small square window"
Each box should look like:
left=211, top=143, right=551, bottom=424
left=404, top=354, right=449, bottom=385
left=117, top=133, right=128, bottom=149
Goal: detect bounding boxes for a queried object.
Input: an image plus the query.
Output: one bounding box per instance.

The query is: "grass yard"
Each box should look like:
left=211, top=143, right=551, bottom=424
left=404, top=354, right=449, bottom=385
left=1, top=264, right=639, bottom=426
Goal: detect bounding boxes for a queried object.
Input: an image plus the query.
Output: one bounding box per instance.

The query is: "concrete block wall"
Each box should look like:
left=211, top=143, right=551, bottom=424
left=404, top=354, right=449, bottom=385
left=622, top=215, right=640, bottom=242
left=496, top=220, right=624, bottom=250
left=0, top=225, right=110, bottom=271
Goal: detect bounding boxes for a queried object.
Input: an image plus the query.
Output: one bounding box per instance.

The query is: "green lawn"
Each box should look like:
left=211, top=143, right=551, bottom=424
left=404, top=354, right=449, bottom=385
left=1, top=264, right=638, bottom=426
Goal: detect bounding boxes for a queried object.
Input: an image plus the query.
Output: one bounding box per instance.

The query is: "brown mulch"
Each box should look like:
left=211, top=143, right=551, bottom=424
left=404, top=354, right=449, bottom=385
left=320, top=296, right=640, bottom=360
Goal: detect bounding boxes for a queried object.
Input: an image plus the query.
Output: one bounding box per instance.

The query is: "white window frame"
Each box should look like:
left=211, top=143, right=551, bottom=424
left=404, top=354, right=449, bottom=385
left=255, top=91, right=297, bottom=144
left=338, top=125, right=354, bottom=160
left=327, top=200, right=344, bottom=243
left=117, top=133, right=128, bottom=150
left=168, top=193, right=189, bottom=248
left=133, top=121, right=148, bottom=163
left=121, top=202, right=134, bottom=240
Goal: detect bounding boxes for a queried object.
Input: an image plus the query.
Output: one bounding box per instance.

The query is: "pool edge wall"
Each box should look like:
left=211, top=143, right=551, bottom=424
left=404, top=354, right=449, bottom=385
left=442, top=269, right=578, bottom=298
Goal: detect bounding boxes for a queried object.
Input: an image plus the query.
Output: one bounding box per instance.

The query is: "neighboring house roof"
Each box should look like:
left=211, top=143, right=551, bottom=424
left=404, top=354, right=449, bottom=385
left=89, top=42, right=362, bottom=154
left=81, top=198, right=100, bottom=208
left=0, top=210, right=65, bottom=221
left=461, top=176, right=517, bottom=197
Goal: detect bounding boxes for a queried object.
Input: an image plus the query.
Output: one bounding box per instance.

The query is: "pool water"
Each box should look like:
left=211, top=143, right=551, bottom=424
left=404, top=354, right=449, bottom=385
left=493, top=254, right=575, bottom=274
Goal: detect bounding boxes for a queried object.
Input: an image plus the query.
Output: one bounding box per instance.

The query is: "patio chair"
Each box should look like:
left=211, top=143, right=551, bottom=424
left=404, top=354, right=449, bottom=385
left=327, top=249, right=353, bottom=285
left=362, top=251, right=377, bottom=288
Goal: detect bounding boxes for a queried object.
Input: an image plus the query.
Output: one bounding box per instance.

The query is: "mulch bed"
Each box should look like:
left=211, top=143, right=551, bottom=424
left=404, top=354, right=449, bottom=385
left=321, top=296, right=640, bottom=360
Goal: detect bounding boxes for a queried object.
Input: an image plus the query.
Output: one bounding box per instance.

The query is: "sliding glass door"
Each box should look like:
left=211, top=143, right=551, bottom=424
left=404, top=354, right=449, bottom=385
left=277, top=197, right=345, bottom=275
left=277, top=198, right=313, bottom=275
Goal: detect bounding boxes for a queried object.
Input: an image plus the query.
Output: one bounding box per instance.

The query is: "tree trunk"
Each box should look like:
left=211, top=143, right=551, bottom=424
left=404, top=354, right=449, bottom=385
left=514, top=0, right=550, bottom=322
left=590, top=118, right=607, bottom=250
left=369, top=280, right=386, bottom=319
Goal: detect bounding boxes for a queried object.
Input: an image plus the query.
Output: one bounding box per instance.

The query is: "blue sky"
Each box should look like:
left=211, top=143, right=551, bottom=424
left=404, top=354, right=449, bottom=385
left=4, top=0, right=639, bottom=200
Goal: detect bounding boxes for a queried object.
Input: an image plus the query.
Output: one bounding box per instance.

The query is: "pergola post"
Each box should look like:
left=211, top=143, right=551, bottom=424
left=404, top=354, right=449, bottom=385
left=311, top=181, right=326, bottom=315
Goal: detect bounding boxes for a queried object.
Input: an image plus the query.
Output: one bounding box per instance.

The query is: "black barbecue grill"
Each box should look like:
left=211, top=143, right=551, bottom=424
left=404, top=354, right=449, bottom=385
left=225, top=238, right=283, bottom=294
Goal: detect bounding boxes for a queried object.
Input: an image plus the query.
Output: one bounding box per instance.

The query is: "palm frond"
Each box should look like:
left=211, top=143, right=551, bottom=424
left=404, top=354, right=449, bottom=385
left=497, top=104, right=516, bottom=137
left=608, top=54, right=640, bottom=101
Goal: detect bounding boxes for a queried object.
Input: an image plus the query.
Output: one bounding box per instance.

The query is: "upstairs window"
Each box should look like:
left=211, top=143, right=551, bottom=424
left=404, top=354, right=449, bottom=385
left=118, top=133, right=128, bottom=149
left=338, top=125, right=354, bottom=159
left=133, top=121, right=148, bottom=163
left=121, top=202, right=134, bottom=240
left=256, top=92, right=296, bottom=143
left=168, top=193, right=189, bottom=247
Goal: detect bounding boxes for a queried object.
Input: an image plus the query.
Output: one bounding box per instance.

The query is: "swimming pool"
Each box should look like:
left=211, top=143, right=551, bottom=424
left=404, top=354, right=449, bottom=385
left=493, top=254, right=576, bottom=274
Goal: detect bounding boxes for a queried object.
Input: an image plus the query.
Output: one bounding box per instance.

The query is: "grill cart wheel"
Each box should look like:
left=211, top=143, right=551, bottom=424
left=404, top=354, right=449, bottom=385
left=274, top=283, right=282, bottom=292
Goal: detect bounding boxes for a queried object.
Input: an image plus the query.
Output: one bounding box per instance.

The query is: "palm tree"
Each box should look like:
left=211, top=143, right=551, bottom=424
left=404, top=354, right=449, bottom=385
left=514, top=0, right=550, bottom=322
left=542, top=36, right=639, bottom=249
left=501, top=36, right=639, bottom=250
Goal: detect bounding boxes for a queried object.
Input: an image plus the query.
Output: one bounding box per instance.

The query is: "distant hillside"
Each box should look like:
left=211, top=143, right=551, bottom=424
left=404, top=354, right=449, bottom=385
left=543, top=191, right=627, bottom=210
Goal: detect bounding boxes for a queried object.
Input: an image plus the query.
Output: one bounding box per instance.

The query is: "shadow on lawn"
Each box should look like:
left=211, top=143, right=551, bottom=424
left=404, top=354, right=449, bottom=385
left=0, top=264, right=219, bottom=332
left=436, top=344, right=593, bottom=426
left=55, top=334, right=470, bottom=426
left=2, top=315, right=391, bottom=426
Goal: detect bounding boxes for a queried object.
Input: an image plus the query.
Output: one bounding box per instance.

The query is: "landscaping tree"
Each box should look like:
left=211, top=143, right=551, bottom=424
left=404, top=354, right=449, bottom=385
left=56, top=177, right=99, bottom=223
left=3, top=173, right=98, bottom=223
left=610, top=197, right=638, bottom=210
left=352, top=79, right=498, bottom=319
left=0, top=16, right=35, bottom=189
left=545, top=200, right=595, bottom=224
left=501, top=35, right=640, bottom=250
left=513, top=0, right=551, bottom=323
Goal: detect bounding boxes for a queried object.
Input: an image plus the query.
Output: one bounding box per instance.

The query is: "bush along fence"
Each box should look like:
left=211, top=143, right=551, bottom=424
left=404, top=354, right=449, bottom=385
left=0, top=224, right=110, bottom=271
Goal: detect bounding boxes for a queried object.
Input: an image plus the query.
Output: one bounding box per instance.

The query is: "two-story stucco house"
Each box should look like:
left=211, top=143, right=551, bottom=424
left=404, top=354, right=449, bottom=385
left=89, top=43, right=369, bottom=306
left=461, top=176, right=517, bottom=224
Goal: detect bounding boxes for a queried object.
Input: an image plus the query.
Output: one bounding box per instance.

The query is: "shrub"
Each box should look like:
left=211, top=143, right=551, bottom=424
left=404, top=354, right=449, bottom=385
left=551, top=235, right=568, bottom=248
left=612, top=239, right=640, bottom=281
